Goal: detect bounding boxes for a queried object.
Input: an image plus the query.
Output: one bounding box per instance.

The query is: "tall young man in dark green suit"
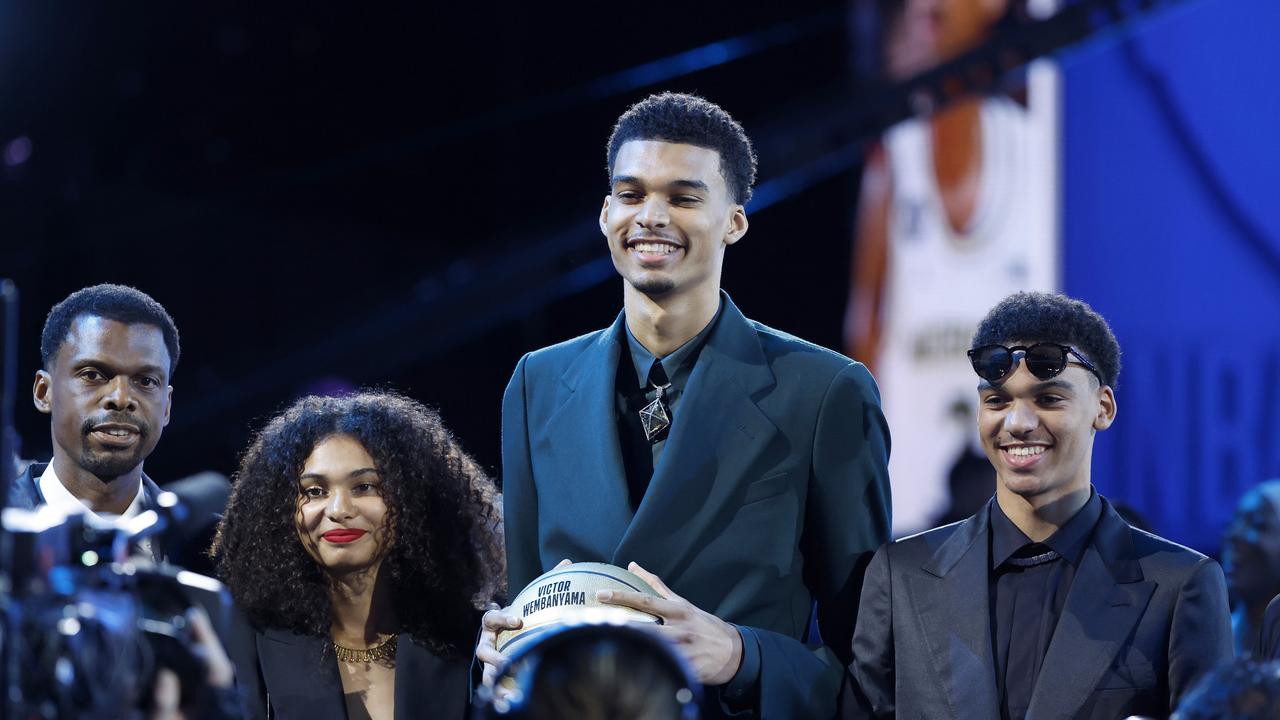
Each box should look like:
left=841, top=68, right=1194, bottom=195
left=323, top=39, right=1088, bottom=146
left=476, top=93, right=891, bottom=718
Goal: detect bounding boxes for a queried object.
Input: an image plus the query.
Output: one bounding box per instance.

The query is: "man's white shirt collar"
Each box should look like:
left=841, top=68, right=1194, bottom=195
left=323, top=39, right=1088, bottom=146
left=38, top=461, right=146, bottom=520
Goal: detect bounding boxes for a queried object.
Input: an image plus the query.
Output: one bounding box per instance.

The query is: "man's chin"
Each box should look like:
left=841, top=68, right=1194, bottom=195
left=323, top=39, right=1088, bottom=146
left=998, top=473, right=1048, bottom=498
left=628, top=276, right=677, bottom=297
left=79, top=450, right=146, bottom=481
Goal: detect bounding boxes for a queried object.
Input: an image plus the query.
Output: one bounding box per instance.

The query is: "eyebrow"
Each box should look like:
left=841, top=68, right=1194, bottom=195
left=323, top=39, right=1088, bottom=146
left=977, top=379, right=1075, bottom=393
left=610, top=175, right=710, bottom=193
left=299, top=467, right=379, bottom=482
left=1031, top=380, right=1075, bottom=393
left=70, top=358, right=167, bottom=377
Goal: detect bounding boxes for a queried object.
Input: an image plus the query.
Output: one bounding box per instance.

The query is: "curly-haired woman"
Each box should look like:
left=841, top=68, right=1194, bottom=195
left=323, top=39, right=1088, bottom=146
left=212, top=391, right=503, bottom=720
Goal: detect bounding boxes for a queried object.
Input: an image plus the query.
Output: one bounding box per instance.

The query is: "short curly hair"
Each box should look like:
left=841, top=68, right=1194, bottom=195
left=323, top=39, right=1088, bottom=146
left=42, top=284, right=180, bottom=378
left=606, top=92, right=758, bottom=205
left=211, top=391, right=504, bottom=658
left=971, top=291, right=1121, bottom=388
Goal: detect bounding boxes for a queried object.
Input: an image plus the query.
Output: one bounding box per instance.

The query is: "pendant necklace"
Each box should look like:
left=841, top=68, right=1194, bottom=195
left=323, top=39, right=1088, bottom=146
left=639, top=381, right=672, bottom=442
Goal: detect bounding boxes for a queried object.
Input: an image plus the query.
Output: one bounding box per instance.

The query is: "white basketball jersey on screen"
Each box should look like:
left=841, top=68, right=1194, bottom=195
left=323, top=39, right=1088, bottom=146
left=877, top=63, right=1060, bottom=536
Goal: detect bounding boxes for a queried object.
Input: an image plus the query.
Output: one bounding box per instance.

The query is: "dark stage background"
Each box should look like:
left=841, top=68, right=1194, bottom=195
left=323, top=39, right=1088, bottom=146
left=0, top=2, right=858, bottom=484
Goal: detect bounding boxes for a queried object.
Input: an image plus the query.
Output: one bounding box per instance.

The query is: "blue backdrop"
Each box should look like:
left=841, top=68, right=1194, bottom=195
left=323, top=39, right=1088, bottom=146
left=1061, top=0, right=1280, bottom=554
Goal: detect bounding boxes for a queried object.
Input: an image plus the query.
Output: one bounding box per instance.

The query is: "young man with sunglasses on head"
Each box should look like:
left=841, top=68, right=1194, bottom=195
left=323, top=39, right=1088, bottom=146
left=846, top=291, right=1231, bottom=719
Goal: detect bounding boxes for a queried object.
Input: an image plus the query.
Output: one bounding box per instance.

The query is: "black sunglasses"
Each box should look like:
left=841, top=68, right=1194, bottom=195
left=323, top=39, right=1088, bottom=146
left=967, top=343, right=1105, bottom=385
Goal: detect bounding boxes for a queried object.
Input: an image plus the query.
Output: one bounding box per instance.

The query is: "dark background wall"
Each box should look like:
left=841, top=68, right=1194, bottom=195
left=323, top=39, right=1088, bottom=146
left=0, top=2, right=857, bottom=484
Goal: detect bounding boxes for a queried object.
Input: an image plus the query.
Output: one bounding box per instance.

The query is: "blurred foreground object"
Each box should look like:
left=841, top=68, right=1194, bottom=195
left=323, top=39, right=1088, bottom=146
left=0, top=501, right=235, bottom=719
left=479, top=622, right=701, bottom=720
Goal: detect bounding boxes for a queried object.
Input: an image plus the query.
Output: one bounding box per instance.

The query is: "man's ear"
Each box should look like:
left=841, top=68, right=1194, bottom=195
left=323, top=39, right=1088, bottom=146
left=162, top=385, right=173, bottom=428
left=33, top=370, right=52, bottom=415
left=1093, top=385, right=1117, bottom=431
left=599, top=196, right=611, bottom=237
left=723, top=206, right=748, bottom=247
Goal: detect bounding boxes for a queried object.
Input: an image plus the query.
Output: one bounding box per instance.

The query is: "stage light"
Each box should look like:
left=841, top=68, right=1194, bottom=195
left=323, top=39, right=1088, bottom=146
left=4, top=136, right=32, bottom=166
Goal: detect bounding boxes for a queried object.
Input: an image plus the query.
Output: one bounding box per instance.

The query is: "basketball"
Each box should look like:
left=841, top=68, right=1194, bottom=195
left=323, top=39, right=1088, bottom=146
left=496, top=562, right=662, bottom=656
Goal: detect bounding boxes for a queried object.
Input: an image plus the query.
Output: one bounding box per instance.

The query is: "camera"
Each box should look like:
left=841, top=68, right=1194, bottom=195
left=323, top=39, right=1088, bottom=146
left=0, top=497, right=229, bottom=719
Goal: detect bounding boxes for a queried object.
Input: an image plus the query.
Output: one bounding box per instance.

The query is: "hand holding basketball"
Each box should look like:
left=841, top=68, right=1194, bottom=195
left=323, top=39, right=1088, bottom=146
left=597, top=561, right=744, bottom=686
left=477, top=603, right=522, bottom=689
left=477, top=559, right=574, bottom=688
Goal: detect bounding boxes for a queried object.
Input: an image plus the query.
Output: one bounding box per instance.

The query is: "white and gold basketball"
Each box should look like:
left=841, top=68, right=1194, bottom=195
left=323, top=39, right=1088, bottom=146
left=496, top=562, right=661, bottom=656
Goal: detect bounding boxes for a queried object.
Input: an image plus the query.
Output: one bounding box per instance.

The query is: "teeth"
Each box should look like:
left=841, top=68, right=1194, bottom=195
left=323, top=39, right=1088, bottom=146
left=99, top=429, right=133, bottom=437
left=1006, top=446, right=1046, bottom=457
left=633, top=242, right=677, bottom=254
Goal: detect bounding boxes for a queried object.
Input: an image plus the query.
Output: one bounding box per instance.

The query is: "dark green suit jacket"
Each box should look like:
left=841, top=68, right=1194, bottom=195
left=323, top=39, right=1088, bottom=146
left=501, top=292, right=891, bottom=718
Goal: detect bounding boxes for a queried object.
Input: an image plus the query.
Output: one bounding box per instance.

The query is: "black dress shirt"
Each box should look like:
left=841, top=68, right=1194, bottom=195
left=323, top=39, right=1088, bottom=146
left=989, top=490, right=1103, bottom=720
left=614, top=302, right=721, bottom=509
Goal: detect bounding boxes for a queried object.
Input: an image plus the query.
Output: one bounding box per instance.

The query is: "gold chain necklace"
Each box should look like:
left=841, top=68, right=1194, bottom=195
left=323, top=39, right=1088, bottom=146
left=333, top=633, right=398, bottom=664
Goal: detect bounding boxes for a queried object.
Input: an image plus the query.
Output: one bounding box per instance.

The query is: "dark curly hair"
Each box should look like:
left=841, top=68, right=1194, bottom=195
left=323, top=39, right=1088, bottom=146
left=607, top=91, right=758, bottom=205
left=42, top=284, right=180, bottom=378
left=211, top=391, right=504, bottom=658
left=971, top=291, right=1122, bottom=388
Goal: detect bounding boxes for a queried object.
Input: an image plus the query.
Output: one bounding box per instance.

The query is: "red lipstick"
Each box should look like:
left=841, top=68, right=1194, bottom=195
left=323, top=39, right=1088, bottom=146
left=322, top=529, right=367, bottom=544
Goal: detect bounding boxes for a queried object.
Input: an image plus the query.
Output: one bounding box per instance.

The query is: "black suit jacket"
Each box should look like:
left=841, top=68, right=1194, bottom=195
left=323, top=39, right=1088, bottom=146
left=502, top=292, right=892, bottom=718
left=848, top=495, right=1232, bottom=719
left=6, top=461, right=168, bottom=562
left=230, top=624, right=470, bottom=720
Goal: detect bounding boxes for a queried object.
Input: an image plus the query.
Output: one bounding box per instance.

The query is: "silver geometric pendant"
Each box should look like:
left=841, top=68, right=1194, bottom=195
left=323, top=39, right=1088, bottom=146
left=639, top=394, right=671, bottom=442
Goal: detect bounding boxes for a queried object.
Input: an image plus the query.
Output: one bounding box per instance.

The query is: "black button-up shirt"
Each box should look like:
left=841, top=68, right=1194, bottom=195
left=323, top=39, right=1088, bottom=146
left=989, top=490, right=1102, bottom=720
left=614, top=302, right=722, bottom=509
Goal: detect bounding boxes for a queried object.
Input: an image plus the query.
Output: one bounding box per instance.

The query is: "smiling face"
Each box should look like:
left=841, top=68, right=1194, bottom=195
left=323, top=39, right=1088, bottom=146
left=295, top=434, right=392, bottom=577
left=977, top=346, right=1116, bottom=506
left=600, top=140, right=747, bottom=303
left=34, top=315, right=172, bottom=483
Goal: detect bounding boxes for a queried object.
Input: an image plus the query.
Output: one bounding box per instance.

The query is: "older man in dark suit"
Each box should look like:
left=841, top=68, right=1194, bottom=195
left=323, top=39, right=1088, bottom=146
left=6, top=284, right=180, bottom=563
left=849, top=291, right=1232, bottom=719
left=476, top=92, right=892, bottom=719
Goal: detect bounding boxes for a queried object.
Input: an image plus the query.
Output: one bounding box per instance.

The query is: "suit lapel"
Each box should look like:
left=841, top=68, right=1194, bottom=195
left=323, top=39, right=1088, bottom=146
left=5, top=463, right=44, bottom=510
left=256, top=630, right=347, bottom=720
left=257, top=631, right=467, bottom=720
left=538, top=312, right=635, bottom=557
left=140, top=474, right=168, bottom=563
left=613, top=294, right=777, bottom=580
left=908, top=505, right=1000, bottom=720
left=1026, top=502, right=1155, bottom=720
left=393, top=638, right=468, bottom=720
